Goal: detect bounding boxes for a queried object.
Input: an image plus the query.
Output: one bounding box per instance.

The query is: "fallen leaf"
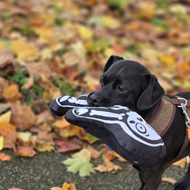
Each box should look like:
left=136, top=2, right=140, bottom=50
left=173, top=157, right=188, bottom=168
left=0, top=136, right=4, bottom=151
left=77, top=25, right=93, bottom=40
left=53, top=118, right=71, bottom=128
left=86, top=145, right=101, bottom=159
left=63, top=149, right=95, bottom=177
left=0, top=103, right=10, bottom=115
left=56, top=138, right=82, bottom=153
left=2, top=84, right=22, bottom=103
left=35, top=141, right=54, bottom=152
left=11, top=39, right=39, bottom=61
left=161, top=177, right=177, bottom=184
left=137, top=3, right=156, bottom=20
left=176, top=60, right=190, bottom=79
left=63, top=155, right=95, bottom=177
left=11, top=103, right=36, bottom=131
left=61, top=183, right=76, bottom=190
left=0, top=50, right=15, bottom=69
left=8, top=188, right=24, bottom=190
left=0, top=122, right=18, bottom=148
left=50, top=187, right=61, bottom=190
left=0, top=111, right=11, bottom=123
left=13, top=137, right=36, bottom=157
left=94, top=156, right=122, bottom=173
left=27, top=62, right=53, bottom=82
left=0, top=153, right=11, bottom=161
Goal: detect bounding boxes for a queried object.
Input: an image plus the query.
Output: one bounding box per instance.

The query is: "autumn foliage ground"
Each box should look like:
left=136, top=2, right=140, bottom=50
left=0, top=0, right=190, bottom=190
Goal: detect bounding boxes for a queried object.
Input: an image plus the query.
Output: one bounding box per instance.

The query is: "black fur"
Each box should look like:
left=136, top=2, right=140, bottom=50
left=87, top=55, right=190, bottom=190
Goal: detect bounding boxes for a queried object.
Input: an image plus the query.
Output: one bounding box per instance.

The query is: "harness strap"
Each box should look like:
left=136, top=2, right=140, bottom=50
left=162, top=96, right=190, bottom=107
left=162, top=96, right=190, bottom=169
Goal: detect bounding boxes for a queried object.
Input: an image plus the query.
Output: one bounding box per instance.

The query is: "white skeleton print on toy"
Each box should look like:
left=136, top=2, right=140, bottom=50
left=72, top=106, right=164, bottom=147
left=50, top=94, right=166, bottom=167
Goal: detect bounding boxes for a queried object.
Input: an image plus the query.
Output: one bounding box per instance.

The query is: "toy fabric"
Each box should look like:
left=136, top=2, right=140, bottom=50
left=50, top=95, right=166, bottom=168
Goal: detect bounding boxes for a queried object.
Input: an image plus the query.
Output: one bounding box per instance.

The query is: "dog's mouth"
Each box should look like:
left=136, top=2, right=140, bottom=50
left=87, top=92, right=113, bottom=107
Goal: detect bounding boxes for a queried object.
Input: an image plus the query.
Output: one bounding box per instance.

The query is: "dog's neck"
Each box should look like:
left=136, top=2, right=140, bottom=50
left=136, top=99, right=162, bottom=120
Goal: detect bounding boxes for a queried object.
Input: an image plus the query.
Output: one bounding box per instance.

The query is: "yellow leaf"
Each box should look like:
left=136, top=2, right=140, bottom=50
left=2, top=84, right=22, bottom=103
left=137, top=3, right=156, bottom=20
left=11, top=39, right=39, bottom=61
left=162, top=177, right=177, bottom=184
left=33, top=26, right=55, bottom=43
left=159, top=55, right=175, bottom=66
left=78, top=25, right=93, bottom=40
left=35, top=142, right=54, bottom=152
left=0, top=111, right=11, bottom=123
left=101, top=16, right=118, bottom=28
left=0, top=136, right=4, bottom=151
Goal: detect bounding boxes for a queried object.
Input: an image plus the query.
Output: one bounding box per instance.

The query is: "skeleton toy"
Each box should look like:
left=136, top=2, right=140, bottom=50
left=50, top=95, right=166, bottom=168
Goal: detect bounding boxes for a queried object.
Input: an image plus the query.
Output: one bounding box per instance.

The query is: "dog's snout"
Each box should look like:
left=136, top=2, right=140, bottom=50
left=88, top=94, right=100, bottom=106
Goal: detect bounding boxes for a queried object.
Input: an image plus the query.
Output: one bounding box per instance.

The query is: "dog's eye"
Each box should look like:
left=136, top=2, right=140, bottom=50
left=117, top=85, right=126, bottom=93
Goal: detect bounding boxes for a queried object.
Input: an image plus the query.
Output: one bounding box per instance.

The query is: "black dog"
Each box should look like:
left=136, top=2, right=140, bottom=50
left=87, top=55, right=190, bottom=190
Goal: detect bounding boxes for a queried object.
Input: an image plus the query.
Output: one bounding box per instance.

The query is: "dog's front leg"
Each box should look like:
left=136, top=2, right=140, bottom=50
left=138, top=166, right=164, bottom=190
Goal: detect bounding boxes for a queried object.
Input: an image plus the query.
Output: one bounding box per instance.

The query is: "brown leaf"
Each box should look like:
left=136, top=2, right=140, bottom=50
left=0, top=50, right=15, bottom=69
left=27, top=62, right=54, bottom=82
left=0, top=77, right=8, bottom=99
left=173, top=157, right=188, bottom=168
left=94, top=156, right=122, bottom=173
left=161, top=177, right=177, bottom=184
left=11, top=103, right=36, bottom=131
left=86, top=145, right=101, bottom=159
left=13, top=137, right=36, bottom=157
left=2, top=84, right=22, bottom=103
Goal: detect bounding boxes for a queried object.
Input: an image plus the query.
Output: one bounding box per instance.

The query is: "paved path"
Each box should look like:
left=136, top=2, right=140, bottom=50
left=0, top=150, right=189, bottom=190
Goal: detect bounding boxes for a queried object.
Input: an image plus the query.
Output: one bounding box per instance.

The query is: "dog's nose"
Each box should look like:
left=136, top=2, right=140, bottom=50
left=88, top=94, right=100, bottom=106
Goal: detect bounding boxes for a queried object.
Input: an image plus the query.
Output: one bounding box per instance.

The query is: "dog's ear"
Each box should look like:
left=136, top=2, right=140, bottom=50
left=103, top=55, right=124, bottom=73
left=137, top=74, right=165, bottom=110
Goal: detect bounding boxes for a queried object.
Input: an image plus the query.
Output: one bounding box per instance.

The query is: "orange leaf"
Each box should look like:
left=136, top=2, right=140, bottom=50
left=61, top=182, right=76, bottom=190
left=53, top=118, right=71, bottom=128
left=188, top=127, right=190, bottom=141
left=0, top=122, right=18, bottom=147
left=2, top=84, right=22, bottom=103
left=0, top=153, right=11, bottom=161
left=176, top=61, right=190, bottom=79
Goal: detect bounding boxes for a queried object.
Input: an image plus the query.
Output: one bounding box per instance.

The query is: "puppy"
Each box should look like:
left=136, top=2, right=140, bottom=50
left=87, top=55, right=190, bottom=190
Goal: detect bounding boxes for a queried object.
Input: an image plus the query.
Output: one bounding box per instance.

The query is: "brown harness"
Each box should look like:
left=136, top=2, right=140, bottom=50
left=147, top=96, right=190, bottom=169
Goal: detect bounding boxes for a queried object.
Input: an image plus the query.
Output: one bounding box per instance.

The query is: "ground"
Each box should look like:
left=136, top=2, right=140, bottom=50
left=1, top=149, right=190, bottom=190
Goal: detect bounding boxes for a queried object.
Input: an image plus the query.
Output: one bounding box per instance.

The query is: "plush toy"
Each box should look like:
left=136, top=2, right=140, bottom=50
left=50, top=95, right=166, bottom=168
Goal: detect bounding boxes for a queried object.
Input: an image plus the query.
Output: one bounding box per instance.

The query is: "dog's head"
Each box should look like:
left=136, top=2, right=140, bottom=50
left=87, top=55, right=165, bottom=114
